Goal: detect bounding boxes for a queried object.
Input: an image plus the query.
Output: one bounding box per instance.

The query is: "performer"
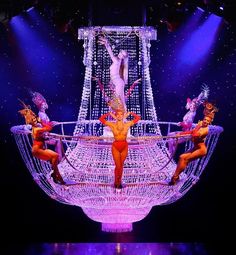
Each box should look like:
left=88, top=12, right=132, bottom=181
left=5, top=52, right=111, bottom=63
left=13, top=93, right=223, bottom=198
left=92, top=77, right=141, bottom=112
left=179, top=85, right=209, bottom=131
left=98, top=36, right=129, bottom=111
left=30, top=91, right=63, bottom=162
left=18, top=103, right=65, bottom=185
left=169, top=102, right=218, bottom=185
left=168, top=85, right=209, bottom=155
left=99, top=110, right=141, bottom=189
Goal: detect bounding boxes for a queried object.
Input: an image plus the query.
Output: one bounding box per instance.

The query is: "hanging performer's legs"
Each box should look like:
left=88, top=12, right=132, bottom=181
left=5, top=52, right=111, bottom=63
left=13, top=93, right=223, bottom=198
left=46, top=139, right=63, bottom=162
left=49, top=150, right=65, bottom=184
left=169, top=144, right=207, bottom=185
left=32, top=145, right=65, bottom=184
left=112, top=140, right=128, bottom=188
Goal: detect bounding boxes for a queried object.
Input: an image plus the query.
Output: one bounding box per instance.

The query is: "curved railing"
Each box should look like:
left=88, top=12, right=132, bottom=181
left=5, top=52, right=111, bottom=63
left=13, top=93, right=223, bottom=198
left=11, top=121, right=223, bottom=232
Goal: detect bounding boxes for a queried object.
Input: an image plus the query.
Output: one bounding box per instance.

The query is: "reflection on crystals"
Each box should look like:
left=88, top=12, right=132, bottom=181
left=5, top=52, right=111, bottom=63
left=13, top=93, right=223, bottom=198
left=26, top=243, right=210, bottom=255
left=11, top=119, right=223, bottom=232
left=11, top=26, right=223, bottom=233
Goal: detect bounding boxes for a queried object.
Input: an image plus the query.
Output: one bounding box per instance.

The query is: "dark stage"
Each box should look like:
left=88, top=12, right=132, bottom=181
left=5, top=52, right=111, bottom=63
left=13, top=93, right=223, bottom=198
left=1, top=1, right=235, bottom=254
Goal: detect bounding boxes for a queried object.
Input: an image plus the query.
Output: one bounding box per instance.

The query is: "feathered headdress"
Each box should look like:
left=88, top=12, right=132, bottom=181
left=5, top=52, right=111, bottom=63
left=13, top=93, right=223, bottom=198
left=18, top=99, right=37, bottom=124
left=203, top=101, right=218, bottom=122
left=108, top=95, right=125, bottom=112
left=30, top=91, right=47, bottom=109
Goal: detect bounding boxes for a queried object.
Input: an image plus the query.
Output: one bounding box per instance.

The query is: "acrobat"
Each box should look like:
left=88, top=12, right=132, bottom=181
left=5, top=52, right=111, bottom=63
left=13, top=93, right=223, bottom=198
left=98, top=36, right=129, bottom=111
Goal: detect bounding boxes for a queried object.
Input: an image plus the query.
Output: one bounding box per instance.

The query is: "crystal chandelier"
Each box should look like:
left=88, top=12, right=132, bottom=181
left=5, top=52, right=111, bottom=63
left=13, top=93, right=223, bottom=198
left=11, top=26, right=223, bottom=232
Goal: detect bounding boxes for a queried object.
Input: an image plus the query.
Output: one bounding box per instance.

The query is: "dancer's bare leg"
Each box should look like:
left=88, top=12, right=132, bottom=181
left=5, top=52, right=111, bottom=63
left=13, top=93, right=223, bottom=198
left=112, top=145, right=122, bottom=187
left=118, top=145, right=128, bottom=187
left=170, top=147, right=207, bottom=185
left=55, top=140, right=63, bottom=162
left=112, top=143, right=128, bottom=188
left=32, top=147, right=64, bottom=184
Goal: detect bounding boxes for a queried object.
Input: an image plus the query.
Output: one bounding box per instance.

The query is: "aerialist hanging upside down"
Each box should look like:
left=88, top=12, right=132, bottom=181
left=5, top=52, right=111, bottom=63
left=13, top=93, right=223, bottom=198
left=99, top=110, right=141, bottom=189
left=169, top=101, right=218, bottom=185
left=18, top=102, right=65, bottom=185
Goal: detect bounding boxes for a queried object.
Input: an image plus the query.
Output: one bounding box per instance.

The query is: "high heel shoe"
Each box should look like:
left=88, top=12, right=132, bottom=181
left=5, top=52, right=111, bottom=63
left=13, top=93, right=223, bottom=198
left=51, top=172, right=65, bottom=185
left=114, top=183, right=123, bottom=189
left=168, top=175, right=179, bottom=186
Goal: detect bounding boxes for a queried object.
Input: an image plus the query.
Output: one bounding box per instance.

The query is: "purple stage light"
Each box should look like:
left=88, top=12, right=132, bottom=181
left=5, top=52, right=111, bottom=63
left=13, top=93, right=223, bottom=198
left=23, top=243, right=210, bottom=255
left=11, top=24, right=223, bottom=232
left=178, top=14, right=222, bottom=66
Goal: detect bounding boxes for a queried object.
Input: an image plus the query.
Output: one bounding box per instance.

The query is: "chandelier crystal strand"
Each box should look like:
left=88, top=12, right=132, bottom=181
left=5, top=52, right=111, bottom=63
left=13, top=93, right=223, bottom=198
left=11, top=26, right=223, bottom=233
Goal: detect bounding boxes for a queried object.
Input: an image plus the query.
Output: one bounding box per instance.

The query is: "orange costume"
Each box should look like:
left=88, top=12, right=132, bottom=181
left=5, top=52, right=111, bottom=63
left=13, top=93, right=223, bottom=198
left=18, top=103, right=65, bottom=184
left=99, top=111, right=140, bottom=188
left=169, top=101, right=218, bottom=185
left=112, top=140, right=128, bottom=153
left=30, top=91, right=63, bottom=162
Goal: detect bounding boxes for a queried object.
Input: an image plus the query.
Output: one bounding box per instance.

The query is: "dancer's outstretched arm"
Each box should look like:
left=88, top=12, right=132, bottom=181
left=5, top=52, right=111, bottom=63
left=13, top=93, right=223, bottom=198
left=125, top=78, right=141, bottom=98
left=37, top=121, right=54, bottom=134
left=178, top=121, right=202, bottom=136
left=92, top=77, right=109, bottom=101
left=98, top=36, right=116, bottom=62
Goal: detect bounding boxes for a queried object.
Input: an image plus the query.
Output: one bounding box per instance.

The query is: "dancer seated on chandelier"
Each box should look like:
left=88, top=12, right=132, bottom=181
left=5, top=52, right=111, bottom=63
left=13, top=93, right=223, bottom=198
left=18, top=102, right=65, bottom=185
left=168, top=85, right=209, bottom=155
left=98, top=36, right=129, bottom=111
left=30, top=91, right=63, bottom=162
left=169, top=101, right=218, bottom=185
left=99, top=109, right=141, bottom=189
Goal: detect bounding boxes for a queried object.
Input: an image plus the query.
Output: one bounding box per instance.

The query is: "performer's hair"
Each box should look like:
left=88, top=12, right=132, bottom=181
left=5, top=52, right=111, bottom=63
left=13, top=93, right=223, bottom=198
left=115, top=109, right=125, bottom=114
left=119, top=50, right=129, bottom=85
